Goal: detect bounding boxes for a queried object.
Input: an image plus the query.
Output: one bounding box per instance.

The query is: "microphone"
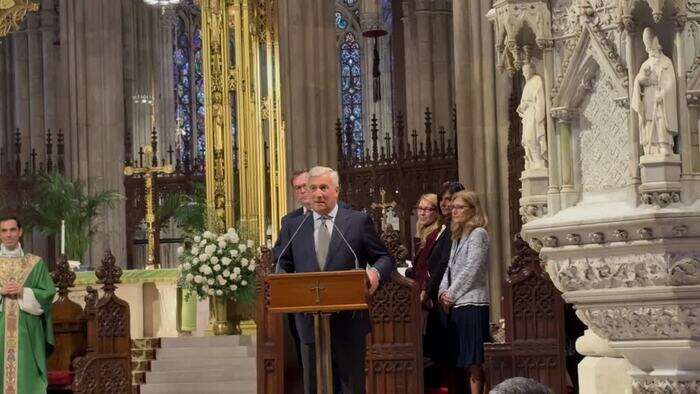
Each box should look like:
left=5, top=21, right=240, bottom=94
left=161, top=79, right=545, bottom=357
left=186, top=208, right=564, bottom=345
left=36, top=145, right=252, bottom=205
left=275, top=211, right=312, bottom=273
left=328, top=220, right=360, bottom=270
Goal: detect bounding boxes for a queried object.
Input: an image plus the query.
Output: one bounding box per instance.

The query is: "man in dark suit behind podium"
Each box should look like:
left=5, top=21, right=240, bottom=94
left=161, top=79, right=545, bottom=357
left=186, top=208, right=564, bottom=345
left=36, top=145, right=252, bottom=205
left=274, top=166, right=394, bottom=394
left=283, top=168, right=311, bottom=222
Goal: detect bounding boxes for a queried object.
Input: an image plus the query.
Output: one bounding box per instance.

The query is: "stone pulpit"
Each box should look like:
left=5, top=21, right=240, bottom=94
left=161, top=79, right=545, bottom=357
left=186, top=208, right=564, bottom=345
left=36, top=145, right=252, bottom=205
left=490, top=1, right=700, bottom=392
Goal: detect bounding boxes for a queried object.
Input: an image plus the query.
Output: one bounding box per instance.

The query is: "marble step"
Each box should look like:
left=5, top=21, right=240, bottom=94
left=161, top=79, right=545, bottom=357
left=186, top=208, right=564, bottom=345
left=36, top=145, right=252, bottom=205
left=146, top=366, right=256, bottom=384
left=160, top=335, right=255, bottom=348
left=150, top=355, right=255, bottom=372
left=132, top=337, right=162, bottom=350
left=155, top=345, right=253, bottom=359
left=140, top=381, right=255, bottom=394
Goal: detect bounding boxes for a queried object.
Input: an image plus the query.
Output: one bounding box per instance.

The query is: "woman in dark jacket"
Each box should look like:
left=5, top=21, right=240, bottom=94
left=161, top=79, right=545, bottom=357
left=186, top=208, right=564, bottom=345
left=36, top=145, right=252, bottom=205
left=423, top=181, right=464, bottom=388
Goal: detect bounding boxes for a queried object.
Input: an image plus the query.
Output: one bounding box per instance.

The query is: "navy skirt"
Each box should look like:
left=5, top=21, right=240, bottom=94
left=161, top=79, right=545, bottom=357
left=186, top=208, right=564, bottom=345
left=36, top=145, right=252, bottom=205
left=447, top=304, right=490, bottom=368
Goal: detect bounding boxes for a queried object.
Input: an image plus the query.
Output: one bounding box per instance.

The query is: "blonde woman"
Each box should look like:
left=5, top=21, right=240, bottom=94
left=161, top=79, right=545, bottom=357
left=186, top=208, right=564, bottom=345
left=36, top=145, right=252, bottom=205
left=438, top=190, right=490, bottom=394
left=410, top=193, right=442, bottom=301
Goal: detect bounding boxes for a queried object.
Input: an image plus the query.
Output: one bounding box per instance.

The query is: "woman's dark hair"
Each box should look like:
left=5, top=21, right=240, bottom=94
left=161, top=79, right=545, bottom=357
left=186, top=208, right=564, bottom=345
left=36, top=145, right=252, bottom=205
left=439, top=181, right=465, bottom=198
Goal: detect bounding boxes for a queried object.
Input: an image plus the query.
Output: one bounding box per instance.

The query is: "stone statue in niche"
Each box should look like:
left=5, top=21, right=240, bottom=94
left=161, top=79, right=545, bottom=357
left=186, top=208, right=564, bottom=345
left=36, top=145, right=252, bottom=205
left=631, top=28, right=678, bottom=156
left=517, top=63, right=548, bottom=170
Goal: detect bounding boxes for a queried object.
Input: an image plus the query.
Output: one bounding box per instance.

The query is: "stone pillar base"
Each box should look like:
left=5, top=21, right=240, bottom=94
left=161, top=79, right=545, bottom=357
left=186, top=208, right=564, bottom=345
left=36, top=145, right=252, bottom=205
left=520, top=168, right=548, bottom=222
left=639, top=154, right=681, bottom=206
left=578, top=356, right=633, bottom=394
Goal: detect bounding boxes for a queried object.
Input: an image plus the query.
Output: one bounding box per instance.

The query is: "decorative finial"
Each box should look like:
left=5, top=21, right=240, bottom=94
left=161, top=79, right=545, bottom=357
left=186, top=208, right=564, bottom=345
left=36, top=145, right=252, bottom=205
left=95, top=249, right=122, bottom=292
left=51, top=254, right=76, bottom=297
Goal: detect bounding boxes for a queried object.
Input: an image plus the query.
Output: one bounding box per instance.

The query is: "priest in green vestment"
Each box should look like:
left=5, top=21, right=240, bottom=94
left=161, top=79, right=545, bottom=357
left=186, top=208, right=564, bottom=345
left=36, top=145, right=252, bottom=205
left=0, top=216, right=55, bottom=394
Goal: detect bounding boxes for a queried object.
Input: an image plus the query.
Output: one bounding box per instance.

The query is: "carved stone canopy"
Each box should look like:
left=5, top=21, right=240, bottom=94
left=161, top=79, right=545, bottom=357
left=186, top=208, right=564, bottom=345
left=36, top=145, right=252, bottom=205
left=618, top=0, right=687, bottom=28
left=488, top=0, right=553, bottom=74
left=0, top=0, right=39, bottom=37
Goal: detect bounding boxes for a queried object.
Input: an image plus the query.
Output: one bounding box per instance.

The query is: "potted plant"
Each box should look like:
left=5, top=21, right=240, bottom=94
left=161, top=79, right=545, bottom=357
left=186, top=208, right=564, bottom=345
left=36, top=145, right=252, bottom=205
left=177, top=227, right=258, bottom=335
left=24, top=171, right=122, bottom=265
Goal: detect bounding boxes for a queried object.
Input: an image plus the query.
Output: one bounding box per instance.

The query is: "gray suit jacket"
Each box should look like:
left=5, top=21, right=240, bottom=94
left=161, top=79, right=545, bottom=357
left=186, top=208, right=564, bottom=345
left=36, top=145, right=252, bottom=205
left=273, top=206, right=394, bottom=343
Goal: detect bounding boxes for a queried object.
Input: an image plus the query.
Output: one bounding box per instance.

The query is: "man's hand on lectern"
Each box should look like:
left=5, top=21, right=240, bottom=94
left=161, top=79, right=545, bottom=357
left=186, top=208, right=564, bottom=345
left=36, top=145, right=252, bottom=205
left=367, top=268, right=380, bottom=295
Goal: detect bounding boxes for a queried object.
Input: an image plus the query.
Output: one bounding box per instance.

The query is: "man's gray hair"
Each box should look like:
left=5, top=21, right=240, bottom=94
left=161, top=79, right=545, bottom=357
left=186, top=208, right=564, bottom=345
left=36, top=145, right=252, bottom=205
left=489, top=377, right=553, bottom=394
left=308, top=166, right=339, bottom=188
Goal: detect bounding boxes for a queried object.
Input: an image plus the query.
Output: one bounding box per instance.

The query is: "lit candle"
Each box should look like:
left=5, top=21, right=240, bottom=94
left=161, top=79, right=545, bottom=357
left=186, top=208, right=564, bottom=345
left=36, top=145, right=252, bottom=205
left=60, top=220, right=65, bottom=255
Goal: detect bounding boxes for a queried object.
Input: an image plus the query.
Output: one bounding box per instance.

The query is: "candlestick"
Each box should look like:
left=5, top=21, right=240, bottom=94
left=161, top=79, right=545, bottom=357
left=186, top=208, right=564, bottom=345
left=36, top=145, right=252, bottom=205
left=60, top=220, right=65, bottom=255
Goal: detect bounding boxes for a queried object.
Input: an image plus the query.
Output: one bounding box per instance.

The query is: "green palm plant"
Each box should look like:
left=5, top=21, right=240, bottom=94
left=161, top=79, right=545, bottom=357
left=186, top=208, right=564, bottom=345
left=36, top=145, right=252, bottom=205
left=156, top=182, right=207, bottom=236
left=24, top=171, right=122, bottom=261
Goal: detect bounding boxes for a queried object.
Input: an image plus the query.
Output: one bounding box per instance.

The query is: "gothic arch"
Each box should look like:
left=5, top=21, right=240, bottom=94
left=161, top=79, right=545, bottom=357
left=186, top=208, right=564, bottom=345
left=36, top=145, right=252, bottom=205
left=618, top=0, right=687, bottom=26
left=553, top=25, right=629, bottom=109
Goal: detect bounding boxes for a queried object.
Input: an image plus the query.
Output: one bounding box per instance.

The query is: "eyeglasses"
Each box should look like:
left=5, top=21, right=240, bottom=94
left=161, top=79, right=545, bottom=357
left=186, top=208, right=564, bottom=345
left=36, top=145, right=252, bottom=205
left=416, top=207, right=436, bottom=213
left=451, top=204, right=470, bottom=211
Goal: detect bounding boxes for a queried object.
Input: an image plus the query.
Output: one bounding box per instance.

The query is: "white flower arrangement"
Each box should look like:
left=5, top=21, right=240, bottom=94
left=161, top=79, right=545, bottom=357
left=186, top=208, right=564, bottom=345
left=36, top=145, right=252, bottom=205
left=178, top=228, right=258, bottom=301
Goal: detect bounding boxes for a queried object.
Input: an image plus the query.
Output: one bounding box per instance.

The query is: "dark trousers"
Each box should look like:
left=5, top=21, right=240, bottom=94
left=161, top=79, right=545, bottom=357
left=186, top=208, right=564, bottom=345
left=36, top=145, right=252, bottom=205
left=300, top=334, right=367, bottom=394
left=288, top=314, right=303, bottom=366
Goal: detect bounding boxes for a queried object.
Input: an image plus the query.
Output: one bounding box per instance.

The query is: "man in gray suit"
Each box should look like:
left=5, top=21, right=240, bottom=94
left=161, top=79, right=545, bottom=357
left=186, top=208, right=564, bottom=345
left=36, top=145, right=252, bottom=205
left=275, top=166, right=394, bottom=394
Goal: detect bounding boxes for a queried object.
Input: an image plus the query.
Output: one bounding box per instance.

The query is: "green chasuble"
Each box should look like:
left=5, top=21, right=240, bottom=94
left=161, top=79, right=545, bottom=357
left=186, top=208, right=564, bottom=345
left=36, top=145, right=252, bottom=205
left=0, top=255, right=55, bottom=394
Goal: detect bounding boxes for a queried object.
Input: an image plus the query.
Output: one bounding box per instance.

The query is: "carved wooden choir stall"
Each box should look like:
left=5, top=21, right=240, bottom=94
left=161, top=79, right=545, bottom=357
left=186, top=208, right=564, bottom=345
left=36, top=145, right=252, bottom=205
left=255, top=224, right=423, bottom=393
left=483, top=236, right=568, bottom=393
left=48, top=251, right=132, bottom=394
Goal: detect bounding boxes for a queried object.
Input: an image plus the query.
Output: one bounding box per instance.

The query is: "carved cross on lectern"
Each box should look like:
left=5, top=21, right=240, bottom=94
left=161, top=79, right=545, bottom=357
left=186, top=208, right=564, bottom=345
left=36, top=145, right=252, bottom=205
left=124, top=145, right=174, bottom=270
left=310, top=280, right=326, bottom=304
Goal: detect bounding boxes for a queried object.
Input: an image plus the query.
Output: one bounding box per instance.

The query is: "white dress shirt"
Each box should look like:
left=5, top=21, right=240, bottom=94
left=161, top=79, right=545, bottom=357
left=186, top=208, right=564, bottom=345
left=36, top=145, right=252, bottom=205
left=312, top=204, right=339, bottom=246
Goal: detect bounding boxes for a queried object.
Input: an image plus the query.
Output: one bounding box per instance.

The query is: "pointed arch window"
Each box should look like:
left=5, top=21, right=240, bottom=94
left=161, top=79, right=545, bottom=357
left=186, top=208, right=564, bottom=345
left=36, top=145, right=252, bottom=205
left=336, top=1, right=363, bottom=156
left=173, top=3, right=205, bottom=166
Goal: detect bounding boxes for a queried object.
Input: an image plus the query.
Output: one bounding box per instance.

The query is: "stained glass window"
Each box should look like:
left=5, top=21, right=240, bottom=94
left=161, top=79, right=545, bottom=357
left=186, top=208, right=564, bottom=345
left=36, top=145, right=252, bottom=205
left=339, top=31, right=362, bottom=155
left=335, top=11, right=348, bottom=30
left=336, top=1, right=362, bottom=156
left=173, top=5, right=204, bottom=166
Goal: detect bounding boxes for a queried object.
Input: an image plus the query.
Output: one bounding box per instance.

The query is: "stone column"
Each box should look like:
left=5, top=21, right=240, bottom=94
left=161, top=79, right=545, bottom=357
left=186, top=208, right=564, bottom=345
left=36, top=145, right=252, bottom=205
left=278, top=0, right=338, bottom=197
left=3, top=0, right=60, bottom=257
left=359, top=0, right=393, bottom=146
left=453, top=0, right=472, bottom=187
left=0, top=41, right=8, bottom=158
left=41, top=0, right=60, bottom=148
left=553, top=109, right=576, bottom=208
left=622, top=20, right=641, bottom=195
left=414, top=0, right=433, bottom=132
left=58, top=0, right=127, bottom=266
left=401, top=0, right=453, bottom=134
left=431, top=0, right=452, bottom=129
left=541, top=42, right=560, bottom=214
left=27, top=11, right=45, bottom=156
left=495, top=67, right=513, bottom=264
left=123, top=2, right=177, bottom=162
left=674, top=18, right=694, bottom=201
left=401, top=1, right=417, bottom=132
left=11, top=20, right=30, bottom=160
left=452, top=0, right=508, bottom=320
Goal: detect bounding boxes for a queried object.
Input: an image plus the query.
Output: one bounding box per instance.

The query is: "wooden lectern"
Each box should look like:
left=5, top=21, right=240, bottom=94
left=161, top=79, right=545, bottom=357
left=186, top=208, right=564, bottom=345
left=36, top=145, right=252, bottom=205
left=267, top=270, right=369, bottom=394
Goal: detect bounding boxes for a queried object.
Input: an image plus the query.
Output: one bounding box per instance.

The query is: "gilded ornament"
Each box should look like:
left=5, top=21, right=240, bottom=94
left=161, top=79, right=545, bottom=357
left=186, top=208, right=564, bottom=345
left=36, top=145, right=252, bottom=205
left=0, top=0, right=38, bottom=37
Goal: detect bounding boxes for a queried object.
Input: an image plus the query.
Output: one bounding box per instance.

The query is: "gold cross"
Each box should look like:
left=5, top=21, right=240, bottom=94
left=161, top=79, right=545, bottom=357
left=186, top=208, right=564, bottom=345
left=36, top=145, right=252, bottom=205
left=309, top=281, right=326, bottom=304
left=124, top=145, right=174, bottom=269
